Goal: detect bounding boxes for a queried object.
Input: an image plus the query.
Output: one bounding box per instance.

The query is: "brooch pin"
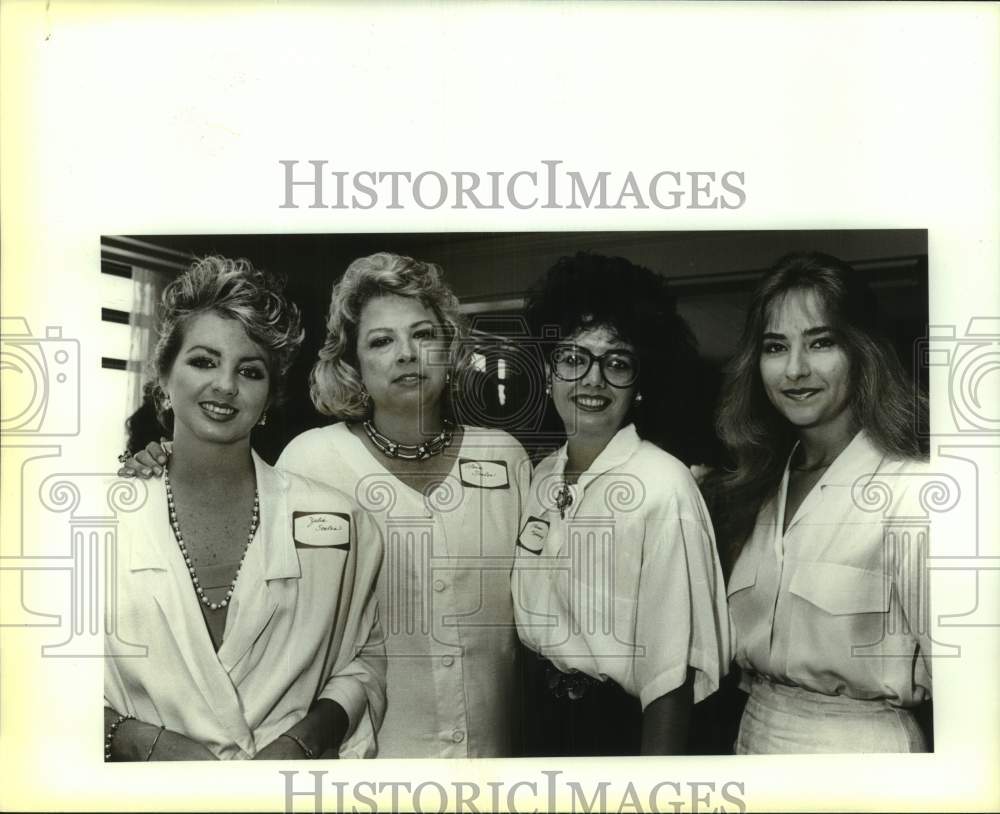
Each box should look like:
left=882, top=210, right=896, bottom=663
left=555, top=484, right=573, bottom=519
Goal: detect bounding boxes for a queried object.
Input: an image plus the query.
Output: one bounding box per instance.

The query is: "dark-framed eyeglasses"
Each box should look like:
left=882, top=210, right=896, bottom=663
left=550, top=345, right=639, bottom=388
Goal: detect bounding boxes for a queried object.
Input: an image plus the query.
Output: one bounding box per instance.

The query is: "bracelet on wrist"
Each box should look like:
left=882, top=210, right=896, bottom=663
left=280, top=733, right=316, bottom=759
left=104, top=713, right=135, bottom=761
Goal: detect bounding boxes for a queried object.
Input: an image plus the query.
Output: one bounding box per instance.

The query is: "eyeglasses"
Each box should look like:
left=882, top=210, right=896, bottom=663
left=550, top=345, right=639, bottom=388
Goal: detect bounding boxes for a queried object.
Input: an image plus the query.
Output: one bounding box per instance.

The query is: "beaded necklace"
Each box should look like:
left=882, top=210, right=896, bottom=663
left=164, top=469, right=259, bottom=611
left=362, top=418, right=454, bottom=461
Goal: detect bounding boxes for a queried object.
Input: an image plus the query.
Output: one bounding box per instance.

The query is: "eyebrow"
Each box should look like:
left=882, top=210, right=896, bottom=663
left=557, top=342, right=636, bottom=355
left=364, top=319, right=436, bottom=336
left=186, top=345, right=266, bottom=363
left=762, top=326, right=835, bottom=340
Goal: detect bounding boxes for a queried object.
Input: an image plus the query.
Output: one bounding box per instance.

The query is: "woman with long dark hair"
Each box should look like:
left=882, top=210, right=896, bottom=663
left=707, top=251, right=931, bottom=754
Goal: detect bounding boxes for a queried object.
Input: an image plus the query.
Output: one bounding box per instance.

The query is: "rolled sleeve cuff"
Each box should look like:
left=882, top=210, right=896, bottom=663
left=638, top=662, right=688, bottom=710
left=638, top=648, right=722, bottom=709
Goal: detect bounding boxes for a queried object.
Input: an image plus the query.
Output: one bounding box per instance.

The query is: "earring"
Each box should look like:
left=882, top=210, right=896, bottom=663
left=361, top=389, right=372, bottom=407
left=634, top=392, right=643, bottom=403
left=257, top=411, right=268, bottom=426
left=545, top=381, right=552, bottom=397
left=162, top=395, right=172, bottom=411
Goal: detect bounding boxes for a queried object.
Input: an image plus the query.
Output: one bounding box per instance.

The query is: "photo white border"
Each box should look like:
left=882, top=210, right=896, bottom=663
left=2, top=2, right=998, bottom=812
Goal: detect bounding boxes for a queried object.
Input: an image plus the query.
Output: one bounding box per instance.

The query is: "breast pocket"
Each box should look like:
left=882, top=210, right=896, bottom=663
left=786, top=560, right=890, bottom=676
left=725, top=552, right=759, bottom=654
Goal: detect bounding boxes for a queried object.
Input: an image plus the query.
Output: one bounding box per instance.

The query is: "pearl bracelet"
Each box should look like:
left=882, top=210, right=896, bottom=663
left=104, top=713, right=135, bottom=761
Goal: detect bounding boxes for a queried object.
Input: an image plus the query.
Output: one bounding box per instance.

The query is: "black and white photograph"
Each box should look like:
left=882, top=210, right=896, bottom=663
left=99, top=230, right=933, bottom=762
left=1, top=2, right=997, bottom=812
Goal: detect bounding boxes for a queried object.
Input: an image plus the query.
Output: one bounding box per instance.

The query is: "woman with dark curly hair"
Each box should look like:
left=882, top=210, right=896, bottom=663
left=512, top=252, right=730, bottom=756
left=706, top=251, right=932, bottom=754
left=106, top=256, right=386, bottom=761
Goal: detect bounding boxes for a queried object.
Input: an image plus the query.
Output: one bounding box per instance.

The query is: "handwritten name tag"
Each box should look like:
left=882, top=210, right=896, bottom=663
left=459, top=458, right=510, bottom=489
left=516, top=516, right=549, bottom=554
left=293, top=511, right=351, bottom=550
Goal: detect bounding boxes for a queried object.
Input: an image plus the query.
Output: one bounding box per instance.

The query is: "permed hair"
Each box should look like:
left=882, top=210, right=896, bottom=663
left=706, top=250, right=928, bottom=572
left=145, top=255, right=304, bottom=431
left=309, top=252, right=468, bottom=420
left=525, top=251, right=709, bottom=460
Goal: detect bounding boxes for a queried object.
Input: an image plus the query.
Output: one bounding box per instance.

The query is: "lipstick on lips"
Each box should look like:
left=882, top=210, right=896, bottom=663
left=393, top=372, right=425, bottom=385
left=200, top=400, right=237, bottom=419
left=572, top=393, right=612, bottom=412
left=781, top=387, right=822, bottom=401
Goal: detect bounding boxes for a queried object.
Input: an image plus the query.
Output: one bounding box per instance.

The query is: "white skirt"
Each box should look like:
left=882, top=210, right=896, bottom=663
left=736, top=675, right=928, bottom=754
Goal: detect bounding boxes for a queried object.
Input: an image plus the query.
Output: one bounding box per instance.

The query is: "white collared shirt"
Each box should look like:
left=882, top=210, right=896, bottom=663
left=728, top=430, right=933, bottom=705
left=278, top=423, right=531, bottom=758
left=512, top=424, right=731, bottom=708
left=104, top=453, right=386, bottom=759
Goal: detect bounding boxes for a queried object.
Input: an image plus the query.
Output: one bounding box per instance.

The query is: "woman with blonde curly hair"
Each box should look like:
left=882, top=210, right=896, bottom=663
left=125, top=252, right=530, bottom=758
left=279, top=252, right=530, bottom=757
left=106, top=256, right=386, bottom=761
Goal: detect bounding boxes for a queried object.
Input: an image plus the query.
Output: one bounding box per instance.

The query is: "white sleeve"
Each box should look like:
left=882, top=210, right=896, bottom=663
left=319, top=507, right=387, bottom=758
left=634, top=476, right=731, bottom=708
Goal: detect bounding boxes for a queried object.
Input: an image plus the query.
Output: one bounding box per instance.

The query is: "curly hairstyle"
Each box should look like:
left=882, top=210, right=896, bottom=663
left=525, top=251, right=711, bottom=461
left=310, top=252, right=468, bottom=420
left=705, top=251, right=928, bottom=572
left=133, top=255, right=304, bottom=447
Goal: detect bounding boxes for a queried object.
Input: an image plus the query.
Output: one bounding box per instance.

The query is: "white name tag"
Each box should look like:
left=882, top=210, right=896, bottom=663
left=516, top=516, right=549, bottom=554
left=459, top=458, right=510, bottom=489
left=293, top=511, right=351, bottom=550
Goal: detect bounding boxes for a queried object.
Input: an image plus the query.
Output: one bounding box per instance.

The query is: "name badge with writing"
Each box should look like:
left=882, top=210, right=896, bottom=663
left=293, top=511, right=351, bottom=550
left=516, top=516, right=550, bottom=554
left=459, top=458, right=510, bottom=489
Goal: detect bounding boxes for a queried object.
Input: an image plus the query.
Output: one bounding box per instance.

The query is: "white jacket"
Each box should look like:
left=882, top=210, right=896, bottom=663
left=104, top=452, right=386, bottom=758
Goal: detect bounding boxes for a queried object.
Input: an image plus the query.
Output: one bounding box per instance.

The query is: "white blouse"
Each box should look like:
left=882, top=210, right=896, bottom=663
left=278, top=423, right=531, bottom=757
left=728, top=430, right=933, bottom=705
left=104, top=453, right=386, bottom=759
left=512, top=424, right=731, bottom=708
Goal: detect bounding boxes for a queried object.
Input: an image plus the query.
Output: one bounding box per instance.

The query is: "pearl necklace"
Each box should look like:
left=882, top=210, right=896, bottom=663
left=363, top=419, right=454, bottom=461
left=164, top=470, right=259, bottom=611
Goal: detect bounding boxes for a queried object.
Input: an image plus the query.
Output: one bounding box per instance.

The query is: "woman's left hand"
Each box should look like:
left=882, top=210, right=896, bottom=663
left=251, top=700, right=348, bottom=759
left=252, top=735, right=315, bottom=761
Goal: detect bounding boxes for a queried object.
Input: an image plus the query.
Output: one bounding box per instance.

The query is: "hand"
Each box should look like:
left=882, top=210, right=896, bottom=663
left=149, top=729, right=220, bottom=761
left=252, top=735, right=312, bottom=761
left=688, top=463, right=713, bottom=485
left=118, top=440, right=170, bottom=479
left=108, top=716, right=217, bottom=761
left=252, top=701, right=348, bottom=760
